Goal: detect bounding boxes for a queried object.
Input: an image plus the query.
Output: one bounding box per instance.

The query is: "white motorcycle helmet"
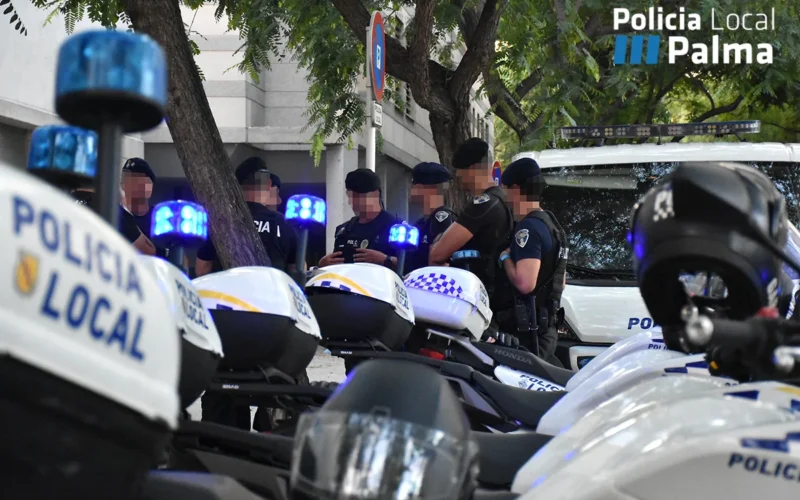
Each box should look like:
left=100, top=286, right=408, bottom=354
left=0, top=164, right=181, bottom=498
left=193, top=267, right=321, bottom=377
left=138, top=256, right=223, bottom=409
left=305, top=263, right=414, bottom=350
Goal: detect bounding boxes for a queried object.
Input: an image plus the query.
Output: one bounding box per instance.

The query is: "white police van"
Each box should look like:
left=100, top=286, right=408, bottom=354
left=512, top=122, right=800, bottom=370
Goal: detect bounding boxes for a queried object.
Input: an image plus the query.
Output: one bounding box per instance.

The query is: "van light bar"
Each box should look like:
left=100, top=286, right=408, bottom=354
left=560, top=121, right=760, bottom=140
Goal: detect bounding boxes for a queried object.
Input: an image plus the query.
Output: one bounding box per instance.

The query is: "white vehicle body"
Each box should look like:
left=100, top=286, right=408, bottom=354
left=514, top=379, right=800, bottom=498
left=0, top=165, right=181, bottom=426
left=512, top=142, right=800, bottom=370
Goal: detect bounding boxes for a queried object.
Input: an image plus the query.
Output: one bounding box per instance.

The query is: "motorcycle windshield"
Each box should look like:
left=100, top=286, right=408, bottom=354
left=290, top=410, right=477, bottom=499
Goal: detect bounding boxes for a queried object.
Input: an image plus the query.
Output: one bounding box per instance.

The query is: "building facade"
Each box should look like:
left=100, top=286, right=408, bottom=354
left=0, top=4, right=493, bottom=255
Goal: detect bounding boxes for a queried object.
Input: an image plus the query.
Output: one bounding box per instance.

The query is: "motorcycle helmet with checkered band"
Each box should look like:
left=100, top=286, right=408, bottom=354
left=629, top=162, right=789, bottom=351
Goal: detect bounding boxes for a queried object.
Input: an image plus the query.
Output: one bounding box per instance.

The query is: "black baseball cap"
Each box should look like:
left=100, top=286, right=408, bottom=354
left=501, top=157, right=542, bottom=186
left=412, top=162, right=451, bottom=185
left=235, top=157, right=269, bottom=184
left=452, top=138, right=490, bottom=170
left=122, top=157, right=156, bottom=183
left=269, top=173, right=281, bottom=189
left=345, top=169, right=381, bottom=194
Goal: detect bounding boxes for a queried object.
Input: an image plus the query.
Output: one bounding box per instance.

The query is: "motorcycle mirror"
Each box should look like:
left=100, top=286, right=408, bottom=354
left=388, top=222, right=419, bottom=276
left=27, top=125, right=98, bottom=190
left=55, top=29, right=167, bottom=228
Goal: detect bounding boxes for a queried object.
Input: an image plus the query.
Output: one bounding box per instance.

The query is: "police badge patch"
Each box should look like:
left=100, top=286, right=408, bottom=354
left=360, top=239, right=370, bottom=248
left=473, top=194, right=491, bottom=204
left=434, top=211, right=449, bottom=222
left=515, top=229, right=529, bottom=248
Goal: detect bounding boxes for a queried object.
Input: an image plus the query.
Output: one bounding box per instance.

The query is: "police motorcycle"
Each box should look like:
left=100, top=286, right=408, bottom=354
left=510, top=162, right=800, bottom=499
left=0, top=29, right=271, bottom=500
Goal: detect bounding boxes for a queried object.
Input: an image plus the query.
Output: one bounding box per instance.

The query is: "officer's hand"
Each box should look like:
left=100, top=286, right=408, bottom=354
left=319, top=251, right=344, bottom=267
left=354, top=248, right=387, bottom=264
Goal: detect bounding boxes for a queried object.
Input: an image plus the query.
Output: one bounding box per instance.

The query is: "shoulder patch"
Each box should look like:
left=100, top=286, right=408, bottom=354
left=515, top=229, right=530, bottom=248
left=473, top=194, right=491, bottom=204
left=434, top=211, right=450, bottom=222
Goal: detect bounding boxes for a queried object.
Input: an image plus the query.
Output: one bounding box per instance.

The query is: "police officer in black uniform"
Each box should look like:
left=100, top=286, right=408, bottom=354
left=266, top=173, right=282, bottom=211
left=72, top=185, right=157, bottom=256
left=429, top=138, right=515, bottom=305
left=497, top=157, right=568, bottom=364
left=405, top=162, right=456, bottom=274
left=195, top=157, right=299, bottom=276
left=121, top=158, right=168, bottom=258
left=319, top=169, right=401, bottom=269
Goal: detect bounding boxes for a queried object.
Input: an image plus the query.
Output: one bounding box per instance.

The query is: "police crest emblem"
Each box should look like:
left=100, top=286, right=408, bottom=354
left=434, top=211, right=449, bottom=222
left=360, top=239, right=370, bottom=249
left=473, top=194, right=491, bottom=204
left=515, top=229, right=529, bottom=248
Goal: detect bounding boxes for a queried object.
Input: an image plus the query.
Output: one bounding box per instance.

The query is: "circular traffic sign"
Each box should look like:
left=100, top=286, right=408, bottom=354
left=369, top=12, right=386, bottom=103
left=492, top=161, right=502, bottom=185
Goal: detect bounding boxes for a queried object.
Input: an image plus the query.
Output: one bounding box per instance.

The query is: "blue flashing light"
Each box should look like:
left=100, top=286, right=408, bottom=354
left=151, top=200, right=208, bottom=244
left=388, top=223, right=419, bottom=249
left=286, top=194, right=326, bottom=225
left=27, top=125, right=97, bottom=177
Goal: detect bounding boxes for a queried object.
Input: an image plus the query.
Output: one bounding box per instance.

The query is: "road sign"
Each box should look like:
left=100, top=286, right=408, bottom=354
left=368, top=12, right=386, bottom=103
left=373, top=102, right=383, bottom=127
left=492, top=161, right=502, bottom=185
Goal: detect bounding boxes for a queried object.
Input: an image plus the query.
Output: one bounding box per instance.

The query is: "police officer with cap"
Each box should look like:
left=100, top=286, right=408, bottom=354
left=319, top=168, right=401, bottom=269
left=266, top=173, right=282, bottom=211
left=195, top=157, right=299, bottom=277
left=429, top=138, right=514, bottom=304
left=497, top=157, right=568, bottom=363
left=406, top=162, right=456, bottom=274
left=121, top=157, right=168, bottom=258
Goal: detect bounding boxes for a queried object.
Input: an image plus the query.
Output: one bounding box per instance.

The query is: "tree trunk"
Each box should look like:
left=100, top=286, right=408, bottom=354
left=121, top=0, right=271, bottom=269
left=429, top=106, right=476, bottom=212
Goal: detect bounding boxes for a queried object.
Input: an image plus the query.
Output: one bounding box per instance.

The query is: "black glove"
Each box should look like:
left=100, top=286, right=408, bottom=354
left=481, top=328, right=520, bottom=348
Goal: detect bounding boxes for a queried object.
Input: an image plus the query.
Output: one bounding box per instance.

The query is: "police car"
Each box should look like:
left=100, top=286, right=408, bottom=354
left=512, top=121, right=800, bottom=370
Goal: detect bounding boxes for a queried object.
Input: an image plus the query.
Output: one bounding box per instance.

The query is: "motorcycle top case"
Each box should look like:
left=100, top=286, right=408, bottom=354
left=193, top=266, right=320, bottom=375
left=139, top=256, right=222, bottom=408
left=0, top=165, right=180, bottom=498
left=404, top=266, right=492, bottom=340
left=305, top=263, right=414, bottom=349
left=513, top=389, right=800, bottom=500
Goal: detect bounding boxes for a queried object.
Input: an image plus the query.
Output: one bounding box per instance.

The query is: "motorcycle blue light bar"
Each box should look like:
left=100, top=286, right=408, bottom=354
left=285, top=194, right=326, bottom=225
left=151, top=200, right=208, bottom=244
left=55, top=30, right=167, bottom=132
left=27, top=125, right=98, bottom=178
left=388, top=223, right=419, bottom=249
left=561, top=120, right=760, bottom=140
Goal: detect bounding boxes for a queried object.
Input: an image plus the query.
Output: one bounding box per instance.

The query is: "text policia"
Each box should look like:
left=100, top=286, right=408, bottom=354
left=614, top=7, right=775, bottom=65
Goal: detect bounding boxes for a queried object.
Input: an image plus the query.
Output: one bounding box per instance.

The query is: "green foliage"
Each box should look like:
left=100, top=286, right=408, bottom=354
left=2, top=0, right=29, bottom=35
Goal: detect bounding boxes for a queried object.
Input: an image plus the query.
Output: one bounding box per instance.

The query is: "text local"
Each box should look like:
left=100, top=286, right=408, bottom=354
left=13, top=196, right=147, bottom=362
left=175, top=280, right=209, bottom=330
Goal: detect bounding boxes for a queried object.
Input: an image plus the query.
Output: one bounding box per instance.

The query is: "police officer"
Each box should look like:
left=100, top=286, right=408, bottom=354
left=319, top=168, right=401, bottom=269
left=429, top=138, right=514, bottom=304
left=72, top=184, right=157, bottom=256
left=405, top=162, right=456, bottom=274
left=195, top=157, right=299, bottom=276
left=497, top=157, right=568, bottom=363
left=121, top=158, right=167, bottom=257
left=266, top=173, right=282, bottom=211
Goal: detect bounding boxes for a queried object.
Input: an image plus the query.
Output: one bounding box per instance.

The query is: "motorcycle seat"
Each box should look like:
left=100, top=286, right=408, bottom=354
left=471, top=372, right=566, bottom=428
left=474, top=343, right=574, bottom=387
left=141, top=471, right=272, bottom=500
left=473, top=432, right=551, bottom=488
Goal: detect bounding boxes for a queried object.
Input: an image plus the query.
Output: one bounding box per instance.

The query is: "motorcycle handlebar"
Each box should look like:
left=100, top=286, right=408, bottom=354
left=684, top=316, right=771, bottom=350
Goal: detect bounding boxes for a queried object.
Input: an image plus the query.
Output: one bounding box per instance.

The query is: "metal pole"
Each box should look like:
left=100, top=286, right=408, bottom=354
left=396, top=250, right=406, bottom=277
left=94, top=121, right=122, bottom=228
left=295, top=228, right=309, bottom=287
left=365, top=26, right=376, bottom=172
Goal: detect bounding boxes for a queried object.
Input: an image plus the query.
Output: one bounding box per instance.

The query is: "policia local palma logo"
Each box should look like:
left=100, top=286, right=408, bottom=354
left=613, top=7, right=775, bottom=65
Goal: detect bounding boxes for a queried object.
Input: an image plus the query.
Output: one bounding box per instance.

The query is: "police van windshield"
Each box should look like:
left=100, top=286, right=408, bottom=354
left=542, top=161, right=800, bottom=279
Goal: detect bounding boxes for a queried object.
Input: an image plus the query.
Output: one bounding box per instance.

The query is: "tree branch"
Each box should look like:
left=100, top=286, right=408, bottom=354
left=449, top=0, right=508, bottom=102
left=646, top=71, right=686, bottom=123
left=407, top=0, right=437, bottom=110
left=515, top=69, right=543, bottom=100
left=689, top=77, right=715, bottom=109
left=671, top=96, right=744, bottom=142
left=764, top=121, right=800, bottom=134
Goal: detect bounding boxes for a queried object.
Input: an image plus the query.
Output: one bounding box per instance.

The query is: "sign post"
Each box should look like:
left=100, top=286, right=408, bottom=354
left=366, top=11, right=385, bottom=172
left=492, top=161, right=502, bottom=185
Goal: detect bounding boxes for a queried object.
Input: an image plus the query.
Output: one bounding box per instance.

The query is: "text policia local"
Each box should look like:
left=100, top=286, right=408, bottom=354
left=614, top=7, right=775, bottom=64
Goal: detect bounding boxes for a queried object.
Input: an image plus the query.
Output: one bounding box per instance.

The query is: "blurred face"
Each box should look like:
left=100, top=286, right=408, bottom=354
left=503, top=184, right=524, bottom=211
left=409, top=183, right=437, bottom=204
left=266, top=185, right=281, bottom=208
left=455, top=166, right=482, bottom=192
left=243, top=171, right=272, bottom=205
left=346, top=190, right=379, bottom=214
left=122, top=172, right=153, bottom=202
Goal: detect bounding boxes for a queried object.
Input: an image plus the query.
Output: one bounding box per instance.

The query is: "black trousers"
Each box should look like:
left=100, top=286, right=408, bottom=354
left=496, top=309, right=560, bottom=364
left=201, top=392, right=251, bottom=430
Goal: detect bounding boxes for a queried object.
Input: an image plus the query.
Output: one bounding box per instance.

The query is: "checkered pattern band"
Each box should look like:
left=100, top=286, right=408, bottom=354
left=315, top=280, right=352, bottom=292
left=405, top=272, right=464, bottom=299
